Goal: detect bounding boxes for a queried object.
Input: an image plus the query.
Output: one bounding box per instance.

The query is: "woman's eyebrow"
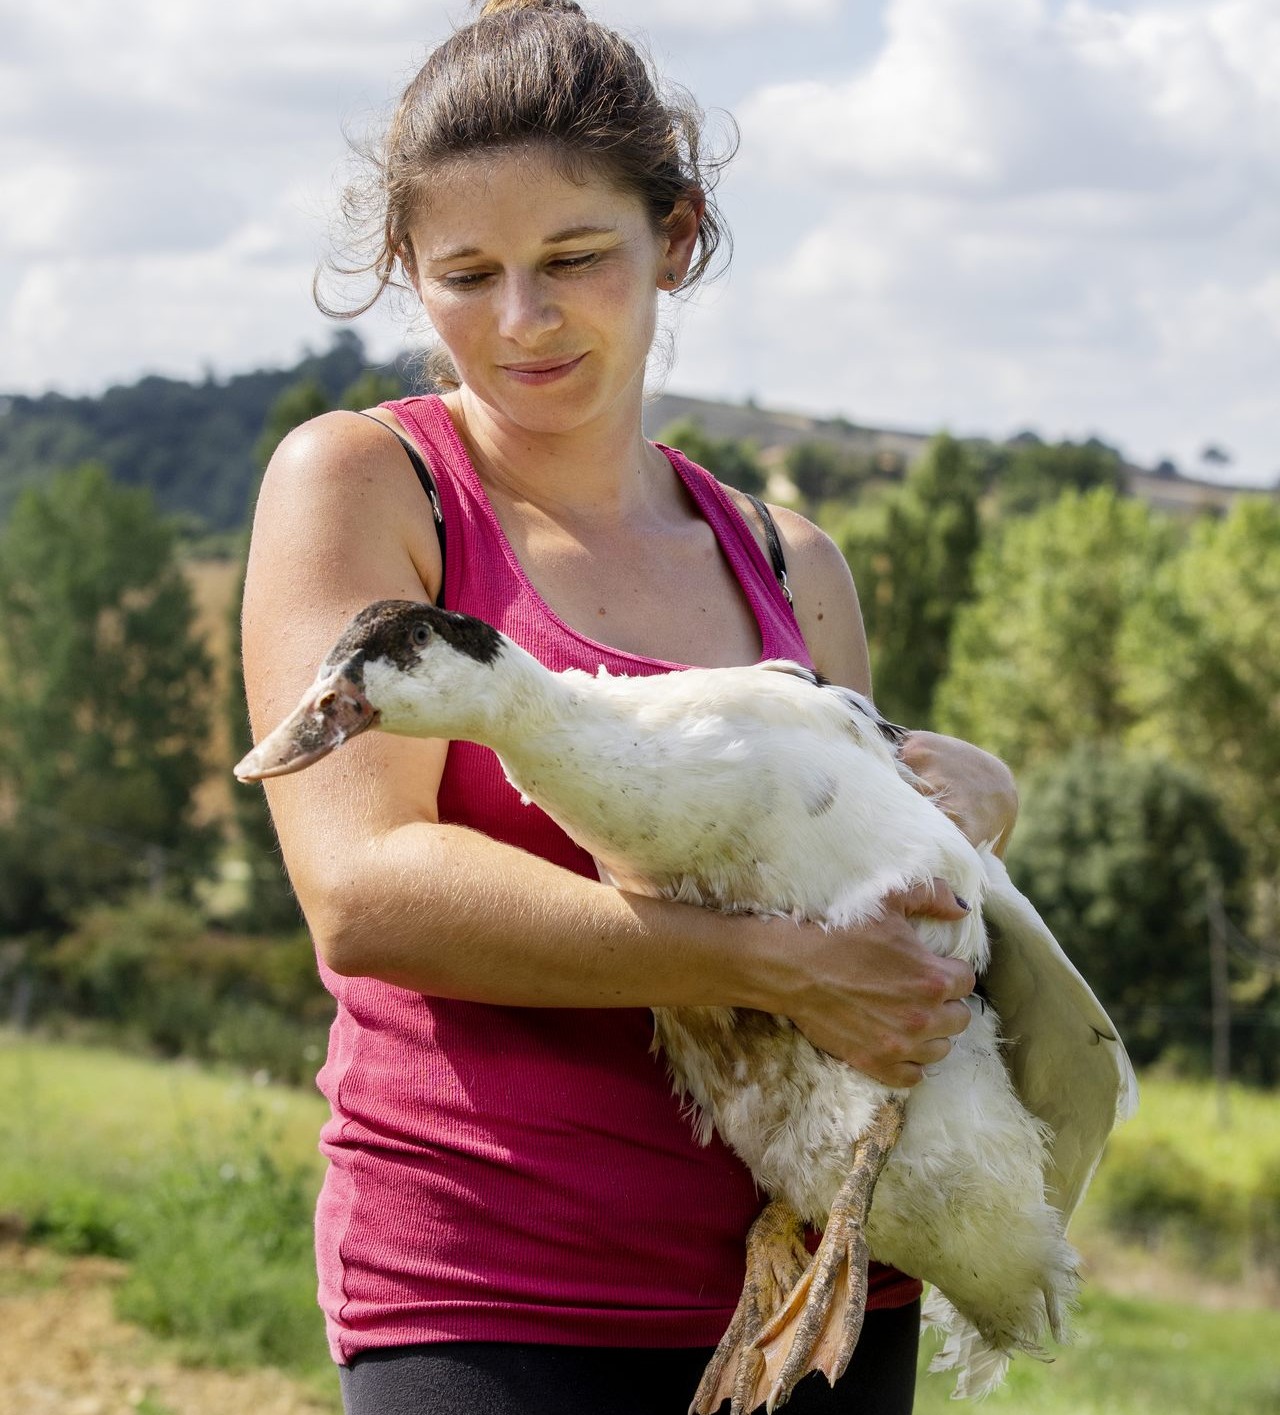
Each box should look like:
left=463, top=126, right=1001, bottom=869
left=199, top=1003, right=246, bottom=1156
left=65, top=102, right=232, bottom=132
left=544, top=224, right=617, bottom=243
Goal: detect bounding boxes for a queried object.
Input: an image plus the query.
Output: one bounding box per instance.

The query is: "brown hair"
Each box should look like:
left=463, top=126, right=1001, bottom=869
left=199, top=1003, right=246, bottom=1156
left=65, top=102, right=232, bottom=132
left=317, top=0, right=734, bottom=340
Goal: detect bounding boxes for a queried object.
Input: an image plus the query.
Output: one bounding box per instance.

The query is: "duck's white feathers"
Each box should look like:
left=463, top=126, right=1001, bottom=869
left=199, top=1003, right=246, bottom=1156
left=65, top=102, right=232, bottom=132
left=344, top=622, right=1135, bottom=1396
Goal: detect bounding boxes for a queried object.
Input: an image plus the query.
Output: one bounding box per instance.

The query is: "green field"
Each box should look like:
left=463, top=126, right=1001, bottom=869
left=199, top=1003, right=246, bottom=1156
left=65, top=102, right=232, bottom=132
left=2, top=1032, right=1278, bottom=1413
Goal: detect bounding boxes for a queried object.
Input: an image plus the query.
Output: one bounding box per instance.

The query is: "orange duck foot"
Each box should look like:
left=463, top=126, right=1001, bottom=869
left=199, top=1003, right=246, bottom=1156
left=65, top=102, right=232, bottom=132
left=691, top=1199, right=810, bottom=1415
left=752, top=1095, right=909, bottom=1413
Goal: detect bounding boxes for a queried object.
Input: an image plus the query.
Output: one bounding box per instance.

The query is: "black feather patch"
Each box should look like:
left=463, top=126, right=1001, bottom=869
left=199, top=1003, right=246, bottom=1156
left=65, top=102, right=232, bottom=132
left=324, top=600, right=504, bottom=680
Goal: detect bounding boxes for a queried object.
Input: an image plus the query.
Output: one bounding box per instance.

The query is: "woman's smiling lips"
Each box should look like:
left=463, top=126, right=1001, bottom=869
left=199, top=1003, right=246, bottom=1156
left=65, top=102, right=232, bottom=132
left=499, top=353, right=586, bottom=386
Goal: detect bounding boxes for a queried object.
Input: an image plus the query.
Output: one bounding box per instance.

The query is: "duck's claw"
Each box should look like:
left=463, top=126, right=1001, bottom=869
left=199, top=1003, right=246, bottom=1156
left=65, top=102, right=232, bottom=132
left=691, top=1200, right=809, bottom=1415
left=751, top=1095, right=908, bottom=1411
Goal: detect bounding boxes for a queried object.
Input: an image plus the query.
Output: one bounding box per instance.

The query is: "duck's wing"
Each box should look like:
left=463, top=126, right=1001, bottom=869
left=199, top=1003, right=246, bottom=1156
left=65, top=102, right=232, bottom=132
left=755, top=662, right=912, bottom=754
left=979, top=850, right=1139, bottom=1223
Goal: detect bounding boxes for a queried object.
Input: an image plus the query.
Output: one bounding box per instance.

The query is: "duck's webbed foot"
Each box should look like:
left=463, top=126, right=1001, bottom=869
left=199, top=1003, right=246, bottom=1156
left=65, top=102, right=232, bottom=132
left=691, top=1199, right=810, bottom=1415
left=752, top=1095, right=908, bottom=1413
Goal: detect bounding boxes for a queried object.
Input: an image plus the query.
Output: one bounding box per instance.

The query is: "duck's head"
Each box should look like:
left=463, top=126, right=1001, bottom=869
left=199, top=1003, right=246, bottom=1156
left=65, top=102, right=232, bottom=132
left=235, top=600, right=507, bottom=782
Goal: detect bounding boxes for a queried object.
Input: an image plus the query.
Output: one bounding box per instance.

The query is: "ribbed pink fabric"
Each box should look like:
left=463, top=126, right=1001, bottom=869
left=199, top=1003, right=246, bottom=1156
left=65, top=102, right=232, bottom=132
left=314, top=394, right=921, bottom=1363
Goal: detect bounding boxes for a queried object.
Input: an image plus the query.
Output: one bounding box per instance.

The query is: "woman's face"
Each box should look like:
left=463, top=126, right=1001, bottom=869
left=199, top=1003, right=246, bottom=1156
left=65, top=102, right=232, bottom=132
left=407, top=148, right=691, bottom=436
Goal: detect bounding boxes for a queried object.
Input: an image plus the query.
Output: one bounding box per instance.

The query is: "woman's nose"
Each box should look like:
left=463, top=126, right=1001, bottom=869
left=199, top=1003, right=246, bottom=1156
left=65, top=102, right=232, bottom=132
left=497, top=272, right=562, bottom=345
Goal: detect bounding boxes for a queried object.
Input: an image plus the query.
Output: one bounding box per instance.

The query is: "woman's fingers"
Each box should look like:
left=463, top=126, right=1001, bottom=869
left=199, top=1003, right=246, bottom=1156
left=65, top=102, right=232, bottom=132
left=891, top=876, right=970, bottom=922
left=771, top=883, right=980, bottom=1085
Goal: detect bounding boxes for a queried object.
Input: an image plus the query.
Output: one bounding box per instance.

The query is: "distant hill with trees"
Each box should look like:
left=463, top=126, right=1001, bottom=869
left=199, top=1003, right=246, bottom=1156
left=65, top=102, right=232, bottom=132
left=0, top=331, right=399, bottom=534
left=1, top=332, right=1268, bottom=536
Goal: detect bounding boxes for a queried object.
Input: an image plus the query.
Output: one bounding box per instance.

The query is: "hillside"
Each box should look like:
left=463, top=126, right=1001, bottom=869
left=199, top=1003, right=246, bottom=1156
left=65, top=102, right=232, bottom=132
left=1, top=334, right=1267, bottom=531
left=0, top=332, right=384, bottom=532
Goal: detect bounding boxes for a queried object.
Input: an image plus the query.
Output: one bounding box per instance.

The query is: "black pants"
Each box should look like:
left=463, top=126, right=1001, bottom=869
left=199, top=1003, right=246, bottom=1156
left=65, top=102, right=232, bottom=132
left=339, top=1299, right=920, bottom=1415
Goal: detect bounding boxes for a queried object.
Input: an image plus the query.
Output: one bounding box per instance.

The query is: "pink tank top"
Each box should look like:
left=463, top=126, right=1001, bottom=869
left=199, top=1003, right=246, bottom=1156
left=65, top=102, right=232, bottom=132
left=313, top=394, right=920, bottom=1363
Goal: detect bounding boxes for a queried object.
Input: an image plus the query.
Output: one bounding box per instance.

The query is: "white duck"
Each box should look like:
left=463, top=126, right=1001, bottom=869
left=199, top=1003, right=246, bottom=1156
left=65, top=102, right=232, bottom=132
left=237, top=600, right=1137, bottom=1414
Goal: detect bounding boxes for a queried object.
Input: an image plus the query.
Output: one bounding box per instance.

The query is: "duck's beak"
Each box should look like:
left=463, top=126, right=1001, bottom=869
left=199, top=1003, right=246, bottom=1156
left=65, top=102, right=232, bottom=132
left=234, top=670, right=378, bottom=782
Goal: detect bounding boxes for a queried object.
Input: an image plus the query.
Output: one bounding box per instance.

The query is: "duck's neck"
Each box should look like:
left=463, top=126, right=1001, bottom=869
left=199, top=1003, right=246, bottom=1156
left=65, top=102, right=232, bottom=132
left=451, top=637, right=586, bottom=754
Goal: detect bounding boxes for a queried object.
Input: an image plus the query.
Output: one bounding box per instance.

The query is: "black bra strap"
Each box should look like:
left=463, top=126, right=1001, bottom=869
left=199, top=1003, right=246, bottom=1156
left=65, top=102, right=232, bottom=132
left=351, top=410, right=447, bottom=604
left=743, top=493, right=793, bottom=606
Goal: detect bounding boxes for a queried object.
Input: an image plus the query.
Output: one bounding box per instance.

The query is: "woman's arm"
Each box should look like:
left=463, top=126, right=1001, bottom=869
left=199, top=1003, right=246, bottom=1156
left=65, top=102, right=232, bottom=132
left=244, top=435, right=972, bottom=1086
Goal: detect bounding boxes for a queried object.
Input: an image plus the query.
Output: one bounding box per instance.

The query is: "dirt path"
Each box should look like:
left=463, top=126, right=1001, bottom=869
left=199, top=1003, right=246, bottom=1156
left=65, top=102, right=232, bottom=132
left=6, top=1234, right=1276, bottom=1415
left=2, top=1243, right=336, bottom=1415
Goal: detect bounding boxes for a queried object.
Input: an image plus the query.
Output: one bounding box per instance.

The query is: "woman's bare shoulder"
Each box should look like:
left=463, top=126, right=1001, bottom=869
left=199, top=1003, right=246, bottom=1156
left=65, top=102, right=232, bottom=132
left=259, top=409, right=413, bottom=504
left=253, top=409, right=443, bottom=602
left=723, top=488, right=870, bottom=691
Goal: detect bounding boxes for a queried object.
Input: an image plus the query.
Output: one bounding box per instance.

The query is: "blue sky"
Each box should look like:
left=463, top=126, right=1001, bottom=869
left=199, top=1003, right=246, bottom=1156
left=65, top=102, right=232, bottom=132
left=2, top=0, right=1277, bottom=486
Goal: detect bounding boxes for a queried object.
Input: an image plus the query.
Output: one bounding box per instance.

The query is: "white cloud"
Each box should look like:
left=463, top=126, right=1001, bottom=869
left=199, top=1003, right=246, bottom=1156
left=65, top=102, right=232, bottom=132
left=1, top=0, right=1276, bottom=486
left=698, top=0, right=1280, bottom=483
left=735, top=0, right=1276, bottom=195
left=598, top=0, right=839, bottom=30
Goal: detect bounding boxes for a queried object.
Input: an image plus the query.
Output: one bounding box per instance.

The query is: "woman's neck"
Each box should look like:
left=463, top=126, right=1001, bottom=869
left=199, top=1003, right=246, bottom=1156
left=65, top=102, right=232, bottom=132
left=445, top=385, right=673, bottom=528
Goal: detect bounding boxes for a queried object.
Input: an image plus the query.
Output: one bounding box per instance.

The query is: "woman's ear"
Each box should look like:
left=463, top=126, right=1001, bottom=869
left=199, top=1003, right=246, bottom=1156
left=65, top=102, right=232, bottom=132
left=399, top=236, right=419, bottom=285
left=660, top=191, right=705, bottom=287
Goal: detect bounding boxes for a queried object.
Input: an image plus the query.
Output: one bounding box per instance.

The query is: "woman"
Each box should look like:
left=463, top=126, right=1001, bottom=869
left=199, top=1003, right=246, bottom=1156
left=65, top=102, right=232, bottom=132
left=242, top=3, right=1016, bottom=1411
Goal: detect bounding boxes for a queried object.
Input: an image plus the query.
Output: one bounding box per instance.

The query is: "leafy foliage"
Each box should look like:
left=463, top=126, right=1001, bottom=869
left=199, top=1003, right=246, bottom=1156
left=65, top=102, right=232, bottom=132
left=1120, top=497, right=1280, bottom=912
left=785, top=439, right=873, bottom=508
left=656, top=417, right=767, bottom=495
left=0, top=331, right=406, bottom=533
left=991, top=434, right=1125, bottom=515
left=115, top=1111, right=326, bottom=1373
left=0, top=465, right=215, bottom=931
left=43, top=894, right=329, bottom=1082
left=1006, top=744, right=1250, bottom=1071
left=837, top=433, right=983, bottom=725
left=934, top=487, right=1175, bottom=767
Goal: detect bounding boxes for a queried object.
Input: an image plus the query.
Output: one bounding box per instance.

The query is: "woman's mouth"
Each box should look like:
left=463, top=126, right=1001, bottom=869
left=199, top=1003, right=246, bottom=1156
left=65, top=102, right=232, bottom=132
left=500, top=354, right=586, bottom=386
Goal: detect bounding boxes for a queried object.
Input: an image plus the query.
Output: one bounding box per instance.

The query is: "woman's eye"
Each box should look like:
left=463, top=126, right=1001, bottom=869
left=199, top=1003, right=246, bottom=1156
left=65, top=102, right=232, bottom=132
left=551, top=253, right=598, bottom=272
left=441, top=271, right=490, bottom=289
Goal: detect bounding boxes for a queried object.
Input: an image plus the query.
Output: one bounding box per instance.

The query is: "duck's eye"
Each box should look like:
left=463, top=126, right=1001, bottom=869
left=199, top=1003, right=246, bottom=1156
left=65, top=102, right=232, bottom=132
left=411, top=625, right=431, bottom=647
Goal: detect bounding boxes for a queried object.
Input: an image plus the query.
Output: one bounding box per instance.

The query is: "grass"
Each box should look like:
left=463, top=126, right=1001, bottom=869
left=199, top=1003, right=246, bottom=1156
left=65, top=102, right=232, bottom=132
left=2, top=1030, right=1279, bottom=1413
left=0, top=1031, right=331, bottom=1383
left=914, top=1289, right=1280, bottom=1413
left=1095, top=1070, right=1280, bottom=1189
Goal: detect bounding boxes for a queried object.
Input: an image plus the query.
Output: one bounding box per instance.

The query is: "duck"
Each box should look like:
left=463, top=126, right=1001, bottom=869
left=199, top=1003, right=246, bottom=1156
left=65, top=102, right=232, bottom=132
left=236, top=599, right=1137, bottom=1414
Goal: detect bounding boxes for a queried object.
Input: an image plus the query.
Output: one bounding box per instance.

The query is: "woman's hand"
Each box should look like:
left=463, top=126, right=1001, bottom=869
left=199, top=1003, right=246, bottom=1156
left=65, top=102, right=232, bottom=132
left=755, top=879, right=977, bottom=1089
left=899, top=731, right=1019, bottom=856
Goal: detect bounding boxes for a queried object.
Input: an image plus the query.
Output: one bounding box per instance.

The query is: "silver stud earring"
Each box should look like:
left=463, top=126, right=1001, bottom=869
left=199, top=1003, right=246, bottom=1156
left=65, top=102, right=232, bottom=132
left=666, top=271, right=676, bottom=283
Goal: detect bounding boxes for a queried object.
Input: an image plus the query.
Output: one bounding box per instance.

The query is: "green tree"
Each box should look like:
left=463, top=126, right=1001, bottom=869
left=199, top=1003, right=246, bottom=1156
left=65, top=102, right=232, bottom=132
left=0, top=465, right=214, bottom=930
left=837, top=433, right=983, bottom=725
left=657, top=418, right=767, bottom=496
left=339, top=369, right=405, bottom=412
left=227, top=380, right=340, bottom=930
left=785, top=440, right=870, bottom=508
left=1006, top=745, right=1249, bottom=1072
left=995, top=437, right=1125, bottom=516
left=251, top=378, right=331, bottom=473
left=1121, top=496, right=1280, bottom=935
left=934, top=487, right=1173, bottom=768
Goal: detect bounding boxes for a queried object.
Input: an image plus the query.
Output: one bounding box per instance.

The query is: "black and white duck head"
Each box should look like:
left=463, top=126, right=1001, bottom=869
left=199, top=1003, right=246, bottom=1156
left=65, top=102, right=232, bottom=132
left=235, top=600, right=527, bottom=781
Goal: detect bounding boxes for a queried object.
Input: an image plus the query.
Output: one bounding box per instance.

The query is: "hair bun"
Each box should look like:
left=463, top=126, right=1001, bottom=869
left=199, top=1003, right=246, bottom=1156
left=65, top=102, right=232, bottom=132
left=478, top=0, right=585, bottom=16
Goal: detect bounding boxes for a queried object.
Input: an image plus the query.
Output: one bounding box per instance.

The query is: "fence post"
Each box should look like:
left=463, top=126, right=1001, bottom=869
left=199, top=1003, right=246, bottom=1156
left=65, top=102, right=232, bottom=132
left=1207, top=874, right=1231, bottom=1129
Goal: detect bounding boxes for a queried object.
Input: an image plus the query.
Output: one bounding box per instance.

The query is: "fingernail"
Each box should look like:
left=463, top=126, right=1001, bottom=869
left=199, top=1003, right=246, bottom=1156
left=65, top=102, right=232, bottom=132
left=954, top=895, right=969, bottom=911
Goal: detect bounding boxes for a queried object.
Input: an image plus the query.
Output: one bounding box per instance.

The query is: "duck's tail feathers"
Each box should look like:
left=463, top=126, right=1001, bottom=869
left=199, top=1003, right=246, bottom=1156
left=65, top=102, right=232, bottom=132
left=921, top=1288, right=1052, bottom=1400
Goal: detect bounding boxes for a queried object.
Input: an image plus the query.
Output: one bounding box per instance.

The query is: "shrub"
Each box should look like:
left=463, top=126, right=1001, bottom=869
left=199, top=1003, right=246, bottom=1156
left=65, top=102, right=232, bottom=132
left=43, top=895, right=331, bottom=1085
left=1005, top=745, right=1248, bottom=1072
left=117, top=1108, right=325, bottom=1372
left=1250, top=1155, right=1280, bottom=1269
left=1099, top=1140, right=1245, bottom=1277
